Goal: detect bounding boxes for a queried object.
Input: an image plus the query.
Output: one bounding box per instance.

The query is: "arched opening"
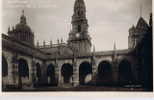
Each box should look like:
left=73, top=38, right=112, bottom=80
left=78, top=11, right=80, bottom=16
left=18, top=58, right=29, bottom=87
left=97, top=61, right=112, bottom=85
left=47, top=64, right=57, bottom=86
left=36, top=63, right=41, bottom=85
left=61, top=63, right=73, bottom=84
left=78, top=25, right=81, bottom=32
left=79, top=62, right=92, bottom=85
left=2, top=56, right=8, bottom=77
left=119, top=59, right=133, bottom=85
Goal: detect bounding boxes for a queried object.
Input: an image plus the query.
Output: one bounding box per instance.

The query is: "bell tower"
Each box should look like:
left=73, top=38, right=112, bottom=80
left=68, top=0, right=91, bottom=55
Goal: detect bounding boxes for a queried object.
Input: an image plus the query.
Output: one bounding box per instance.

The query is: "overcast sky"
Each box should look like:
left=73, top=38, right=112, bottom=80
left=2, top=0, right=152, bottom=51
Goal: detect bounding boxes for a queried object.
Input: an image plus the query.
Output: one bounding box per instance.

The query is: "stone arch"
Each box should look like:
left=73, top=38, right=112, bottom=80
left=118, top=59, right=133, bottom=85
left=61, top=63, right=73, bottom=84
left=79, top=61, right=92, bottom=85
left=2, top=55, right=8, bottom=77
left=96, top=60, right=112, bottom=85
left=18, top=58, right=29, bottom=87
left=47, top=64, right=57, bottom=86
left=36, top=63, right=42, bottom=84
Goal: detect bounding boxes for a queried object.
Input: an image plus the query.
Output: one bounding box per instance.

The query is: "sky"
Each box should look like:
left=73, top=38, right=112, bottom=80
left=2, top=0, right=152, bottom=51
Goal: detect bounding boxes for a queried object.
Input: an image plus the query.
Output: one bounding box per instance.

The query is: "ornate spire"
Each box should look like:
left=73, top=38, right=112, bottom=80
left=71, top=0, right=89, bottom=36
left=74, top=0, right=86, bottom=12
left=68, top=0, right=91, bottom=54
left=22, top=10, right=24, bottom=16
left=73, top=0, right=86, bottom=18
left=113, top=42, right=117, bottom=61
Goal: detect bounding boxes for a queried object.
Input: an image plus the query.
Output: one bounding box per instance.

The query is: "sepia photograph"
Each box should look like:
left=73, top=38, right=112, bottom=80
left=1, top=0, right=153, bottom=92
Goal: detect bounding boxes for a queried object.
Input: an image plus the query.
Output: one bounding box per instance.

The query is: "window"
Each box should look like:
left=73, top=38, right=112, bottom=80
left=78, top=11, right=80, bottom=16
left=78, top=25, right=81, bottom=32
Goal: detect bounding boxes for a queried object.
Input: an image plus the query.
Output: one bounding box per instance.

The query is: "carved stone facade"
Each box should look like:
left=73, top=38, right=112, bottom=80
left=2, top=0, right=153, bottom=91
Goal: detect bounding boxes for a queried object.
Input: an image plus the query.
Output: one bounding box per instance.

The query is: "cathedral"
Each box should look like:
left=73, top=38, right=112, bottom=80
left=2, top=0, right=153, bottom=91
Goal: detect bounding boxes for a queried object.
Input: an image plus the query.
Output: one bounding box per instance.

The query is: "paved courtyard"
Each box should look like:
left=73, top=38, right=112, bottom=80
left=4, top=85, right=144, bottom=92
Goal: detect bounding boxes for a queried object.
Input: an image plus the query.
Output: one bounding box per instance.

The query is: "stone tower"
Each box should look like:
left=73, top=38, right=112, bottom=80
left=128, top=17, right=149, bottom=49
left=68, top=0, right=91, bottom=55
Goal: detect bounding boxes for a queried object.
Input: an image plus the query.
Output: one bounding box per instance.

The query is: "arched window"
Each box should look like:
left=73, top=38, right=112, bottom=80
left=78, top=11, right=80, bottom=16
left=78, top=25, right=81, bottom=32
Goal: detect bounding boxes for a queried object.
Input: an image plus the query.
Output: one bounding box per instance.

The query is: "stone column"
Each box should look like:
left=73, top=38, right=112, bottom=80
left=91, top=56, right=97, bottom=85
left=112, top=60, right=119, bottom=85
left=11, top=55, right=19, bottom=87
left=56, top=68, right=61, bottom=87
left=7, top=56, right=13, bottom=86
left=112, top=50, right=119, bottom=85
left=55, top=62, right=62, bottom=87
left=72, top=59, right=79, bottom=87
left=30, top=58, right=36, bottom=87
left=92, top=64, right=97, bottom=77
left=41, top=62, right=47, bottom=85
left=11, top=62, right=19, bottom=87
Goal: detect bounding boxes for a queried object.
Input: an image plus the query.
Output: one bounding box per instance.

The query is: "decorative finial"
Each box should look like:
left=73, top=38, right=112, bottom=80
left=57, top=39, right=59, bottom=44
left=8, top=26, right=10, bottom=32
left=37, top=41, right=39, bottom=47
left=113, top=41, right=116, bottom=51
left=43, top=40, right=46, bottom=47
left=61, top=38, right=63, bottom=43
left=113, top=41, right=117, bottom=60
left=50, top=40, right=52, bottom=46
left=22, top=10, right=24, bottom=16
left=12, top=26, right=14, bottom=31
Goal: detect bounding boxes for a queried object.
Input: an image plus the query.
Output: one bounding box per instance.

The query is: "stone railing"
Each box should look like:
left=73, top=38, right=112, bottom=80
left=37, top=43, right=67, bottom=49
